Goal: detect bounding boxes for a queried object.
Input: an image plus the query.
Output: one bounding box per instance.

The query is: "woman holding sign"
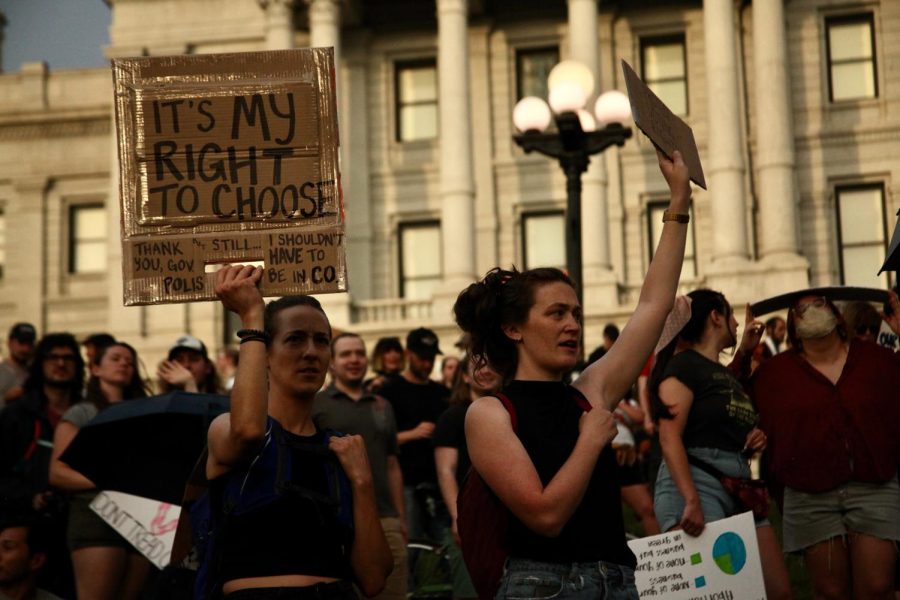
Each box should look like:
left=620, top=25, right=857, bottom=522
left=205, top=265, right=391, bottom=599
left=50, top=342, right=151, bottom=600
left=452, top=150, right=690, bottom=599
left=648, top=291, right=792, bottom=599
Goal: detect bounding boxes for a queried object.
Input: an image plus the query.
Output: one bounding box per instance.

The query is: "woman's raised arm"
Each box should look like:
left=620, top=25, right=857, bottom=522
left=576, top=150, right=692, bottom=409
left=206, top=265, right=269, bottom=479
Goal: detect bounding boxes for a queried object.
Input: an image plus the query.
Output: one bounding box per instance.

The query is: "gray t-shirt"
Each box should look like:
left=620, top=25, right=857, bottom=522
left=313, top=385, right=400, bottom=518
left=61, top=402, right=99, bottom=428
left=0, top=360, right=28, bottom=405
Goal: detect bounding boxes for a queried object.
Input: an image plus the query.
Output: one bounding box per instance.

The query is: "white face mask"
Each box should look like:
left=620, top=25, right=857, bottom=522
left=795, top=305, right=837, bottom=339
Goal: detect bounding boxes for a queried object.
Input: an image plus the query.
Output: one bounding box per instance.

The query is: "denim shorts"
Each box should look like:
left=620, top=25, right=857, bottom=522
left=653, top=447, right=770, bottom=533
left=495, top=558, right=637, bottom=600
left=782, top=477, right=900, bottom=553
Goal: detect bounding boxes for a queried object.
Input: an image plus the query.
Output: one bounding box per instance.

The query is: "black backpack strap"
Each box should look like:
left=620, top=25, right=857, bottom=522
left=686, top=454, right=728, bottom=481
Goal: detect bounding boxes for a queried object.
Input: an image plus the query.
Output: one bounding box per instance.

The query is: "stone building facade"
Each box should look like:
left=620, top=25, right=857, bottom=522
left=0, top=0, right=897, bottom=368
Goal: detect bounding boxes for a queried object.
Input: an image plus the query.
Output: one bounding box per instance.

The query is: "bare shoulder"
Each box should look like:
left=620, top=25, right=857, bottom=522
left=465, top=395, right=512, bottom=432
left=207, top=412, right=232, bottom=442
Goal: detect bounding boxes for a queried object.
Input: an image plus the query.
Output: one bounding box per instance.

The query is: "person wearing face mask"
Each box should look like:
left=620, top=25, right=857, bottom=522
left=750, top=291, right=900, bottom=600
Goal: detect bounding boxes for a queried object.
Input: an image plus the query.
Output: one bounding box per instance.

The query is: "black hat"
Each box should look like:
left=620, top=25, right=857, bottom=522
left=750, top=286, right=889, bottom=316
left=168, top=335, right=208, bottom=360
left=8, top=323, right=36, bottom=343
left=406, top=328, right=442, bottom=359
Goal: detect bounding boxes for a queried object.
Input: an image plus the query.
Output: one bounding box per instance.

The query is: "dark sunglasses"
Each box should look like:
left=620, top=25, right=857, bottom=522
left=856, top=324, right=880, bottom=336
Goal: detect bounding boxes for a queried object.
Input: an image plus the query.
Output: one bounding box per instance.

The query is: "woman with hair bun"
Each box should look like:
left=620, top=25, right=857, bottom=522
left=453, top=150, right=691, bottom=599
left=648, top=289, right=792, bottom=599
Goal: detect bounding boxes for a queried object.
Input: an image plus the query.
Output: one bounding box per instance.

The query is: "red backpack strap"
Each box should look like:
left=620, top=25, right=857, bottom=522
left=568, top=385, right=593, bottom=413
left=22, top=419, right=42, bottom=461
left=492, top=391, right=518, bottom=433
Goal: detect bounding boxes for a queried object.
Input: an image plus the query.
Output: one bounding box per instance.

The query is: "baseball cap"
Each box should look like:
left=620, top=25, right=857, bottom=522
left=168, top=335, right=208, bottom=360
left=406, top=327, right=442, bottom=359
left=9, top=323, right=36, bottom=343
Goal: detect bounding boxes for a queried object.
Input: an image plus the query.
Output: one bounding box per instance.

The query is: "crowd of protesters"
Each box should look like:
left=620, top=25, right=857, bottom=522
left=1, top=150, right=899, bottom=600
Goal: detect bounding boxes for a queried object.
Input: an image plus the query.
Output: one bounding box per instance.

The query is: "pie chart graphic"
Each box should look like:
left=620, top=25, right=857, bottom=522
left=712, top=532, right=747, bottom=574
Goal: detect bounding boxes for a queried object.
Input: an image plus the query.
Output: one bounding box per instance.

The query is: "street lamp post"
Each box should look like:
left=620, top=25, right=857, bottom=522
left=512, top=61, right=633, bottom=308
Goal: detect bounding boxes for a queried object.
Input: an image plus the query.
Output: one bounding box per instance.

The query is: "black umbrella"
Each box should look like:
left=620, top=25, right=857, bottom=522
left=750, top=286, right=889, bottom=316
left=879, top=209, right=900, bottom=273
left=60, top=391, right=229, bottom=505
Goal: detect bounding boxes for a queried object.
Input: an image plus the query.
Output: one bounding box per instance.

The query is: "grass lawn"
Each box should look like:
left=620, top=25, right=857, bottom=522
left=622, top=499, right=813, bottom=598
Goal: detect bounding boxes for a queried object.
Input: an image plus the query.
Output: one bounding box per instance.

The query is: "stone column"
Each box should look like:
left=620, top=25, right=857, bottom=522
left=305, top=0, right=351, bottom=328
left=9, top=177, right=48, bottom=329
left=434, top=0, right=477, bottom=317
left=751, top=0, right=809, bottom=293
left=259, top=0, right=295, bottom=50
left=342, top=34, right=374, bottom=302
left=703, top=0, right=749, bottom=264
left=308, top=0, right=341, bottom=69
left=567, top=0, right=617, bottom=313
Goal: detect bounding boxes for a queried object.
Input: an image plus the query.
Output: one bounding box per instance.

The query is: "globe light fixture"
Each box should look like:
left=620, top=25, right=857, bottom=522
left=511, top=60, right=633, bottom=335
left=594, top=90, right=633, bottom=127
left=513, top=96, right=552, bottom=133
left=547, top=60, right=595, bottom=101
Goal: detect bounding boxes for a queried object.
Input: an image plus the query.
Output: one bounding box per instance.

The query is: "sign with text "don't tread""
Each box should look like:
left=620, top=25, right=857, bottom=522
left=114, top=48, right=346, bottom=305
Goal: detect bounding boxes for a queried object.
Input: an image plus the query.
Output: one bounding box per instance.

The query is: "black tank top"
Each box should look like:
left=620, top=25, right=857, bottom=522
left=504, top=380, right=635, bottom=567
left=217, top=430, right=352, bottom=582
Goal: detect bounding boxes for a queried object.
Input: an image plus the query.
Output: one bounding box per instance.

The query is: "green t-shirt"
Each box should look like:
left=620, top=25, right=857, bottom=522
left=662, top=349, right=757, bottom=452
left=312, top=386, right=400, bottom=518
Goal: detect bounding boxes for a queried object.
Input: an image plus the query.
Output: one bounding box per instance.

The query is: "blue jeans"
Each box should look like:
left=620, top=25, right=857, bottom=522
left=495, top=558, right=638, bottom=600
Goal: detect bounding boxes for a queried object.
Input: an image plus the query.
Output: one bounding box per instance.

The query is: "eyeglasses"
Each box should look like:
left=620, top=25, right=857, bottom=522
left=794, top=297, right=827, bottom=316
left=856, top=324, right=880, bottom=336
left=44, top=353, right=77, bottom=364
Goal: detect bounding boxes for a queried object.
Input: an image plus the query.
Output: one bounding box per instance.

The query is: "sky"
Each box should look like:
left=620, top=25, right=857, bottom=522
left=1, top=0, right=111, bottom=73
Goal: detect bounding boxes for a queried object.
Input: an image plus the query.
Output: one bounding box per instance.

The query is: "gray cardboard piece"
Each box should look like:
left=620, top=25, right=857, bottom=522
left=621, top=59, right=706, bottom=189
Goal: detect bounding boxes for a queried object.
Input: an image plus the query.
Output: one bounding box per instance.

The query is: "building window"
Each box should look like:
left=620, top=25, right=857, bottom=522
left=0, top=206, right=5, bottom=280
left=69, top=204, right=106, bottom=274
left=836, top=184, right=887, bottom=287
left=641, top=35, right=688, bottom=116
left=516, top=47, right=559, bottom=101
left=395, top=60, right=438, bottom=142
left=826, top=14, right=877, bottom=102
left=647, top=201, right=696, bottom=279
left=399, top=221, right=441, bottom=299
left=522, top=211, right=565, bottom=270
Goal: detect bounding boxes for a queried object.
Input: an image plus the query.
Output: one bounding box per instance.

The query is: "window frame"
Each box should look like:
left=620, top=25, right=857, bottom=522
left=515, top=46, right=560, bottom=102
left=834, top=182, right=888, bottom=286
left=824, top=12, right=878, bottom=103
left=394, top=58, right=439, bottom=143
left=67, top=202, right=107, bottom=275
left=521, top=209, right=566, bottom=271
left=398, top=220, right=442, bottom=299
left=640, top=33, right=689, bottom=117
left=646, top=199, right=697, bottom=278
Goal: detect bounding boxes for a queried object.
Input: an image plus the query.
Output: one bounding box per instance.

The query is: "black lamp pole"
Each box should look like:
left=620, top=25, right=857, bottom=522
left=513, top=113, right=632, bottom=308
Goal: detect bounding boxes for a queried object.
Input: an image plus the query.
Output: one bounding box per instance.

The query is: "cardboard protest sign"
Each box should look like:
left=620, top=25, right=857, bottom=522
left=627, top=512, right=765, bottom=599
left=113, top=48, right=346, bottom=305
left=621, top=60, right=706, bottom=189
left=91, top=491, right=180, bottom=569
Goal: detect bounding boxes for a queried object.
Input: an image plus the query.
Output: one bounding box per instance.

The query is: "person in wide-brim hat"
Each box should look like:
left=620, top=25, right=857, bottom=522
left=747, top=287, right=900, bottom=598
